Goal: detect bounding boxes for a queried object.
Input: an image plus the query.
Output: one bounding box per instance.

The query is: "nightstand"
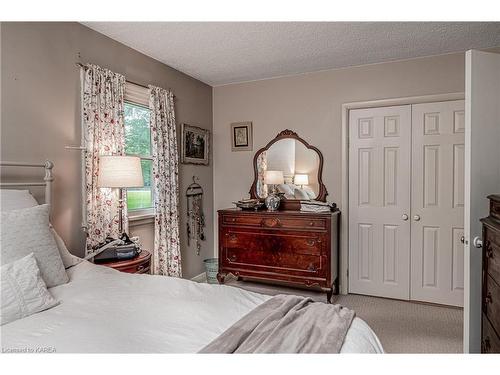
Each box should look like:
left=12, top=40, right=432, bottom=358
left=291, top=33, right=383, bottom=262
left=97, top=250, right=152, bottom=274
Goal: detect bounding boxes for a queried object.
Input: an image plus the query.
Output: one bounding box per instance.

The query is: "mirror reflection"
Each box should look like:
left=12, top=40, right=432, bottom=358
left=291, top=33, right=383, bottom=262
left=256, top=139, right=320, bottom=200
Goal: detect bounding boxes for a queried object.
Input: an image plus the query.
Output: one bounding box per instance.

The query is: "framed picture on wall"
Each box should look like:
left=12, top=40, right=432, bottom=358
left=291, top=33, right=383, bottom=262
left=181, top=123, right=210, bottom=165
left=231, top=122, right=253, bottom=151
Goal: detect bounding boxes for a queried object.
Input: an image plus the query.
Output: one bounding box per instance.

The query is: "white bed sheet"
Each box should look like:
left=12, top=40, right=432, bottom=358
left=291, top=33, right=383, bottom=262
left=1, top=261, right=383, bottom=353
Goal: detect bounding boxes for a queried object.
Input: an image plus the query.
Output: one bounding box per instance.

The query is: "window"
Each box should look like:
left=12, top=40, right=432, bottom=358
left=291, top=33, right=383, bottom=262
left=124, top=83, right=153, bottom=216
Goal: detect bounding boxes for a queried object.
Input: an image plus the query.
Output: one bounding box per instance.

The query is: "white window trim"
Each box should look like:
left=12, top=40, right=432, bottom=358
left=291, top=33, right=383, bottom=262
left=124, top=82, right=154, bottom=220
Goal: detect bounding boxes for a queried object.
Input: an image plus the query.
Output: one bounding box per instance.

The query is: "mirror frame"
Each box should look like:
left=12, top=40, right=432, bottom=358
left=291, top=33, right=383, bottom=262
left=249, top=129, right=328, bottom=203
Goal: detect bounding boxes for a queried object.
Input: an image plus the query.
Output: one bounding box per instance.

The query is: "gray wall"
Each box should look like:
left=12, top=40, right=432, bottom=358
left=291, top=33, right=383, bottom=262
left=213, top=52, right=469, bottom=254
left=0, top=22, right=213, bottom=279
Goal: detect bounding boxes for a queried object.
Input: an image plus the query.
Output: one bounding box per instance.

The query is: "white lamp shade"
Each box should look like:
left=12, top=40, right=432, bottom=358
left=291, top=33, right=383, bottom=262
left=98, top=156, right=144, bottom=188
left=294, top=174, right=309, bottom=186
left=264, top=170, right=284, bottom=185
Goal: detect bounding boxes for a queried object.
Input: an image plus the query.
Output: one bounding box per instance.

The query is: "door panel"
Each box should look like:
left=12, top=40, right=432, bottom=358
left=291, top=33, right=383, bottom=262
left=411, top=100, right=465, bottom=307
left=349, top=105, right=411, bottom=299
left=464, top=50, right=500, bottom=353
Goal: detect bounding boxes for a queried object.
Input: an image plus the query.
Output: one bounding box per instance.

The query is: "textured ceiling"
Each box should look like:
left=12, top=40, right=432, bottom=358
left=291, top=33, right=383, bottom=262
left=82, top=22, right=500, bottom=86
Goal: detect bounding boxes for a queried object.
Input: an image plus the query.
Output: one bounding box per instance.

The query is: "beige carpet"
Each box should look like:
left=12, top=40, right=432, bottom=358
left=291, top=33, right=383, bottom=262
left=224, top=278, right=463, bottom=353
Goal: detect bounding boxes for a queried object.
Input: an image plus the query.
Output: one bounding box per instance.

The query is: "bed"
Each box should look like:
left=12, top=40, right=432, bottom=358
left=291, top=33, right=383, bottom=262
left=0, top=161, right=383, bottom=354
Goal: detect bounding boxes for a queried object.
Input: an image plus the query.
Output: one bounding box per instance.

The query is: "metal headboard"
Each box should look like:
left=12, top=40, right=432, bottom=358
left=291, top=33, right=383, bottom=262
left=0, top=161, right=54, bottom=208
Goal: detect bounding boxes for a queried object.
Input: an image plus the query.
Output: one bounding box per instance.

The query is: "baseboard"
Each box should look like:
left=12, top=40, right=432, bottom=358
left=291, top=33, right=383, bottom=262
left=191, top=272, right=207, bottom=283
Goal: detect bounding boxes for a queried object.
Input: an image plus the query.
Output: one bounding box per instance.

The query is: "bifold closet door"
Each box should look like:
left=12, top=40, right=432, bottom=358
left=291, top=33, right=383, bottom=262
left=349, top=105, right=411, bottom=299
left=410, top=100, right=465, bottom=307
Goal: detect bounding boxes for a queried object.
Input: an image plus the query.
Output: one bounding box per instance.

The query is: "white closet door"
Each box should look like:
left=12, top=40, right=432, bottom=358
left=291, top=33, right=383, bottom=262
left=411, top=100, right=465, bottom=307
left=349, top=105, right=411, bottom=299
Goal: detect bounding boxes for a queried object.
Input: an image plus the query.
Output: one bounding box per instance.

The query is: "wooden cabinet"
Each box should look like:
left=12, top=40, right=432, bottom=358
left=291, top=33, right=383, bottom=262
left=217, top=209, right=340, bottom=302
left=96, top=250, right=152, bottom=274
left=481, top=195, right=500, bottom=353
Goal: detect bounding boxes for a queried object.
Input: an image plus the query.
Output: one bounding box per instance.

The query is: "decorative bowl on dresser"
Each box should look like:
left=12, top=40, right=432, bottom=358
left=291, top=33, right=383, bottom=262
left=481, top=195, right=500, bottom=353
left=218, top=129, right=339, bottom=302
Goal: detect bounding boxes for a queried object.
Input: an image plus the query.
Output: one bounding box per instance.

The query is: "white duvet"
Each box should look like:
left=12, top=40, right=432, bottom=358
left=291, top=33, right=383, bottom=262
left=1, top=261, right=383, bottom=353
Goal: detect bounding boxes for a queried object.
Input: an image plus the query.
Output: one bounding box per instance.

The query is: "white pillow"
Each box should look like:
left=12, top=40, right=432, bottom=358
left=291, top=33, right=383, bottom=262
left=294, top=188, right=310, bottom=200
left=50, top=227, right=81, bottom=269
left=277, top=184, right=293, bottom=196
left=1, top=253, right=59, bottom=325
left=0, top=204, right=69, bottom=287
left=0, top=190, right=81, bottom=269
left=303, top=186, right=316, bottom=199
left=0, top=189, right=39, bottom=211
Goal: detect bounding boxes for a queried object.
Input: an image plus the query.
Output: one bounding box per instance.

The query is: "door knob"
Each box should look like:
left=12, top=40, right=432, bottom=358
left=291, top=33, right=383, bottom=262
left=402, top=214, right=409, bottom=221
left=473, top=236, right=483, bottom=248
left=413, top=215, right=421, bottom=221
left=460, top=235, right=465, bottom=244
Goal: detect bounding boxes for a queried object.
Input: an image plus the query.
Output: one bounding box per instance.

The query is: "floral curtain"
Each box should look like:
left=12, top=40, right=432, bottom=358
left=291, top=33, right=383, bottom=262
left=82, top=64, right=127, bottom=253
left=257, top=151, right=268, bottom=197
left=149, top=85, right=181, bottom=277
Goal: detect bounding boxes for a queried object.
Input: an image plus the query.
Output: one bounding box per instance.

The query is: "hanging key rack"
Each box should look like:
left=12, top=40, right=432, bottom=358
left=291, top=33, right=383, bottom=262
left=186, top=176, right=205, bottom=255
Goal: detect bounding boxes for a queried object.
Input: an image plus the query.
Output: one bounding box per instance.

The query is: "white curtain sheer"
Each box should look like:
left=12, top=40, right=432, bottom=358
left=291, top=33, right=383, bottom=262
left=82, top=64, right=127, bottom=252
left=149, top=85, right=182, bottom=277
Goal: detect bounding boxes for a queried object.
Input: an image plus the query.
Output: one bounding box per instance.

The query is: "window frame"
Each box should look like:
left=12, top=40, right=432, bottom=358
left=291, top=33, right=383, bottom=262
left=123, top=83, right=154, bottom=220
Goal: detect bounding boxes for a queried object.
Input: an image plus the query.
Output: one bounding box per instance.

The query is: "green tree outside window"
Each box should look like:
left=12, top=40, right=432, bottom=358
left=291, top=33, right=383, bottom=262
left=124, top=103, right=153, bottom=211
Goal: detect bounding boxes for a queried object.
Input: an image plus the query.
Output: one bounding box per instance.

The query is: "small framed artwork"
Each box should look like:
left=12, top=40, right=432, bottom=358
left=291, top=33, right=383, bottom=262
left=181, top=123, right=210, bottom=165
left=231, top=122, right=253, bottom=152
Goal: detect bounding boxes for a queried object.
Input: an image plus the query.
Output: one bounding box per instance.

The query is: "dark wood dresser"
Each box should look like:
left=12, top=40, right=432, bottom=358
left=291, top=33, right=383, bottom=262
left=481, top=195, right=500, bottom=353
left=217, top=209, right=340, bottom=302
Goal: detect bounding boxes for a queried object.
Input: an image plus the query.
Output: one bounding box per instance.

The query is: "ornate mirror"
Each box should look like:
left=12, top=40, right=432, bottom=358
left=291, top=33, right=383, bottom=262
left=250, top=130, right=328, bottom=208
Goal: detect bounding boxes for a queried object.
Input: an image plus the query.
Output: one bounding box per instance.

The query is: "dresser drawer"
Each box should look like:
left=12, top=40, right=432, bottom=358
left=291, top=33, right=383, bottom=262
left=485, top=233, right=500, bottom=282
left=482, top=314, right=500, bottom=353
left=222, top=214, right=327, bottom=231
left=223, top=230, right=324, bottom=256
left=97, top=250, right=152, bottom=274
left=114, top=263, right=150, bottom=274
left=486, top=225, right=500, bottom=248
left=223, top=247, right=324, bottom=276
left=484, top=273, right=500, bottom=335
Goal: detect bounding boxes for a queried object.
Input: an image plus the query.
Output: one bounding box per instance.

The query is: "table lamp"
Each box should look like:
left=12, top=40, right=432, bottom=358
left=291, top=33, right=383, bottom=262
left=294, top=174, right=309, bottom=188
left=98, top=155, right=144, bottom=236
left=264, top=170, right=284, bottom=211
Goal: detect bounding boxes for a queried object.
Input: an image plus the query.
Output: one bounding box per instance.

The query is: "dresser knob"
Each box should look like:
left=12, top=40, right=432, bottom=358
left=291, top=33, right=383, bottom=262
left=229, top=254, right=237, bottom=262
left=309, top=221, right=314, bottom=226
left=485, top=241, right=494, bottom=259
left=485, top=292, right=493, bottom=305
left=306, top=239, right=316, bottom=246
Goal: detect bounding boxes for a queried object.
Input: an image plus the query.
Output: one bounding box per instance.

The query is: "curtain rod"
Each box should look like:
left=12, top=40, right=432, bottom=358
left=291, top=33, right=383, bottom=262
left=76, top=62, right=175, bottom=97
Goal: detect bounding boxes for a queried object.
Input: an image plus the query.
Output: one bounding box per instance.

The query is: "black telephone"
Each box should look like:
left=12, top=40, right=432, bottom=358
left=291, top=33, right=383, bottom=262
left=93, top=233, right=141, bottom=263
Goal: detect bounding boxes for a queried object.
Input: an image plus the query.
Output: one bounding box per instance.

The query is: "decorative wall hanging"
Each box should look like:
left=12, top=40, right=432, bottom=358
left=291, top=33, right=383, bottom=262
left=231, top=121, right=253, bottom=151
left=186, top=176, right=205, bottom=255
left=181, top=123, right=210, bottom=165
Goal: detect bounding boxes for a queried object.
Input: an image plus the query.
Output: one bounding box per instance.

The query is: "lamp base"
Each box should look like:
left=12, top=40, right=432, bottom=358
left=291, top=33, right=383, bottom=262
left=265, top=193, right=281, bottom=211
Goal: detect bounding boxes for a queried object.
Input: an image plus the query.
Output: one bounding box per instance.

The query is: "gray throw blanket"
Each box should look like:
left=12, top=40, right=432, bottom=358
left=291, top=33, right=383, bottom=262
left=200, top=294, right=355, bottom=353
